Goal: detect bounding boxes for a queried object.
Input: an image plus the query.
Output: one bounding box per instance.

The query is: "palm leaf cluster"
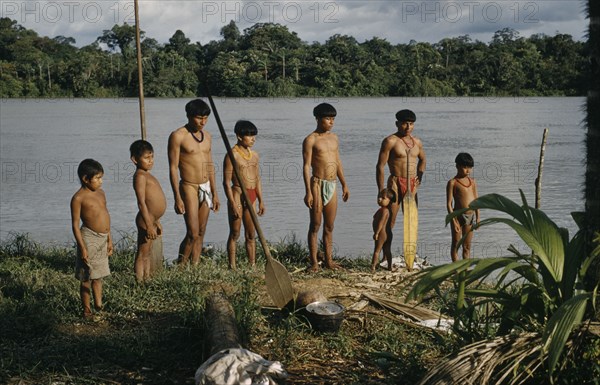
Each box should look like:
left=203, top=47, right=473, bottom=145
left=408, top=192, right=599, bottom=383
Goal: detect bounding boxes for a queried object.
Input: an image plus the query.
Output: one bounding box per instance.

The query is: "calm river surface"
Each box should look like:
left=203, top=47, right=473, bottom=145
left=0, top=97, right=586, bottom=265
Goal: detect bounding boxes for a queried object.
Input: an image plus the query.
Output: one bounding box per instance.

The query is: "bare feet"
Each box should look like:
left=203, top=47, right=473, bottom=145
left=308, top=264, right=320, bottom=273
left=324, top=260, right=342, bottom=270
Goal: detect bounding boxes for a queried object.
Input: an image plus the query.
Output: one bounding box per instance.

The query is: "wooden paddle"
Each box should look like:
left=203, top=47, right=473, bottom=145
left=403, top=149, right=418, bottom=271
left=205, top=93, right=294, bottom=309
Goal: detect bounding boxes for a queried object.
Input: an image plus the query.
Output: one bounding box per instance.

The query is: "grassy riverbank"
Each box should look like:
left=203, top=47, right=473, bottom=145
left=1, top=233, right=598, bottom=384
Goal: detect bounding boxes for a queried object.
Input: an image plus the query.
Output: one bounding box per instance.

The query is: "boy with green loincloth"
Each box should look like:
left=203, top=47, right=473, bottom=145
left=302, top=103, right=350, bottom=272
left=446, top=152, right=479, bottom=261
left=130, top=140, right=167, bottom=282
left=223, top=120, right=265, bottom=269
left=70, top=159, right=113, bottom=320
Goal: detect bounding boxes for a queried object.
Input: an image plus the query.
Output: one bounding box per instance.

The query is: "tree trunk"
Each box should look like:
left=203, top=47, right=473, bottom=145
left=585, top=0, right=600, bottom=291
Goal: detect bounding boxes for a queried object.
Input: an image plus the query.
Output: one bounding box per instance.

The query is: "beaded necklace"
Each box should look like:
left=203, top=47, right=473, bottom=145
left=233, top=145, right=253, bottom=160
left=454, top=177, right=472, bottom=188
left=401, top=135, right=415, bottom=149
left=186, top=124, right=204, bottom=143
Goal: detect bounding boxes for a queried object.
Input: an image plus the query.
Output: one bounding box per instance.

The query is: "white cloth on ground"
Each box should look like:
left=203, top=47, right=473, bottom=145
left=195, top=348, right=288, bottom=385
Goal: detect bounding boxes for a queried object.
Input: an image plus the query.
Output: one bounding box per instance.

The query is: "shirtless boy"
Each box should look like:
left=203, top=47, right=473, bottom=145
left=130, top=140, right=167, bottom=281
left=70, top=158, right=113, bottom=319
left=371, top=188, right=395, bottom=273
left=446, top=152, right=479, bottom=262
left=168, top=99, right=220, bottom=265
left=302, top=103, right=350, bottom=272
left=375, top=109, right=426, bottom=265
left=223, top=120, right=265, bottom=269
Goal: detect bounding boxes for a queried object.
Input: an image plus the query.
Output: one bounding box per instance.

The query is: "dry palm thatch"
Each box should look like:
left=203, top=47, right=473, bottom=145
left=362, top=293, right=446, bottom=322
left=416, top=332, right=568, bottom=385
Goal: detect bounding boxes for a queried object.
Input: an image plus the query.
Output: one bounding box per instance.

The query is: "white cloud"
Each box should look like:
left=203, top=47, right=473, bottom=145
left=0, top=0, right=587, bottom=47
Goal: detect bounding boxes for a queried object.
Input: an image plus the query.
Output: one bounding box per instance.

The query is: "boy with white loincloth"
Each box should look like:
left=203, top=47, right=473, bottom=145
left=168, top=99, right=220, bottom=265
left=223, top=120, right=265, bottom=269
left=70, top=158, right=113, bottom=320
left=302, top=103, right=350, bottom=272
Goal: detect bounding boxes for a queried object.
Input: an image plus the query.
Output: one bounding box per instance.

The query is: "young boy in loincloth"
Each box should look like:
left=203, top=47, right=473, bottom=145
left=168, top=99, right=220, bottom=265
left=302, top=103, right=350, bottom=272
left=446, top=152, right=479, bottom=262
left=223, top=120, right=265, bottom=269
left=371, top=188, right=395, bottom=273
left=130, top=140, right=167, bottom=282
left=70, top=159, right=113, bottom=320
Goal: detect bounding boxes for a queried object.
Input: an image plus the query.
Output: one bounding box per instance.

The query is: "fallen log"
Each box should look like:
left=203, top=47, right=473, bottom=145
left=197, top=293, right=288, bottom=384
left=205, top=292, right=241, bottom=356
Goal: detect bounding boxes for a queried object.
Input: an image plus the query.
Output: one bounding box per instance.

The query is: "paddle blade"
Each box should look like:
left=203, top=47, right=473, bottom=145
left=265, top=257, right=294, bottom=308
left=403, top=194, right=419, bottom=270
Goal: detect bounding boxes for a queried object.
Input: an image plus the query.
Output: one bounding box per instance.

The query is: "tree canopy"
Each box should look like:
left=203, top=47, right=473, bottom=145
left=0, top=18, right=587, bottom=98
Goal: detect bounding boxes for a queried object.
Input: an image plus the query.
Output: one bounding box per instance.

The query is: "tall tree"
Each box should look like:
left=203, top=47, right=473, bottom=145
left=585, top=0, right=600, bottom=290
left=97, top=23, right=140, bottom=60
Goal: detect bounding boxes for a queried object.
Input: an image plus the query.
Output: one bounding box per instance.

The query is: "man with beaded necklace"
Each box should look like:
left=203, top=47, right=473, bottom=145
left=375, top=109, right=427, bottom=269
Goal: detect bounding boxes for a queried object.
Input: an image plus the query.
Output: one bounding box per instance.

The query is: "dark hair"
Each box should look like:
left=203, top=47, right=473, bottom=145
left=234, top=120, right=258, bottom=137
left=313, top=103, right=337, bottom=118
left=185, top=99, right=211, bottom=117
left=455, top=152, right=474, bottom=167
left=130, top=139, right=154, bottom=158
left=77, top=158, right=104, bottom=184
left=379, top=188, right=396, bottom=201
left=395, top=109, right=416, bottom=122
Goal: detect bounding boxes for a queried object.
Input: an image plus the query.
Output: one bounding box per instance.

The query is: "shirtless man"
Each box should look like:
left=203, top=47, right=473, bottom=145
left=375, top=109, right=426, bottom=265
left=168, top=99, right=220, bottom=265
left=302, top=103, right=350, bottom=272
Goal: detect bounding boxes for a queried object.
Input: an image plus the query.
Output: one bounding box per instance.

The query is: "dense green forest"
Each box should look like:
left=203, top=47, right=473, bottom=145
left=0, top=17, right=587, bottom=98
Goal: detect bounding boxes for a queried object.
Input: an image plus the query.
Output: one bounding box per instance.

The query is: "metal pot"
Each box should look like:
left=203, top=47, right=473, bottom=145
left=305, top=301, right=345, bottom=333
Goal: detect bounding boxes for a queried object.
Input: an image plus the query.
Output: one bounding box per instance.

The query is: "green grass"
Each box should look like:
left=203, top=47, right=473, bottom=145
left=1, top=233, right=598, bottom=385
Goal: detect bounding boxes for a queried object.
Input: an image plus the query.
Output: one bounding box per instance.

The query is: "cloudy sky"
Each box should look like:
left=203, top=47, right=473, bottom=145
left=1, top=0, right=588, bottom=47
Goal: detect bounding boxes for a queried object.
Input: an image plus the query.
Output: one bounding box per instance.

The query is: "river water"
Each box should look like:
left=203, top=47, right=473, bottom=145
left=0, top=96, right=586, bottom=265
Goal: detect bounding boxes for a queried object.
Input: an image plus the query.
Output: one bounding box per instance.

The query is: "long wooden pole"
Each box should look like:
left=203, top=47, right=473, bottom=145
left=134, top=0, right=146, bottom=140
left=535, top=128, right=549, bottom=209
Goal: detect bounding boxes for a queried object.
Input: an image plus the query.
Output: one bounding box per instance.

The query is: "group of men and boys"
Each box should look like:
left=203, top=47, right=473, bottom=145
left=70, top=98, right=479, bottom=319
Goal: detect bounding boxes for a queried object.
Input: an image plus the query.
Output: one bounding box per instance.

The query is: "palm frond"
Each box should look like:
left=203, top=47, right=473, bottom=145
left=416, top=332, right=547, bottom=385
left=543, top=293, right=590, bottom=377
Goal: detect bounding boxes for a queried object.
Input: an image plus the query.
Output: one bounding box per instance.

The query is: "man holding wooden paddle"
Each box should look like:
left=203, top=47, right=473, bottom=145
left=376, top=110, right=426, bottom=271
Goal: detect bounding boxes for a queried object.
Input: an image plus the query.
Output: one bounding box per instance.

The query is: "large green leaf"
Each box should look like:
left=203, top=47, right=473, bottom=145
left=468, top=193, right=530, bottom=225
left=562, top=230, right=585, bottom=300
left=542, top=293, right=590, bottom=378
left=476, top=217, right=563, bottom=282
left=528, top=207, right=565, bottom=283
left=406, top=259, right=473, bottom=302
left=464, top=257, right=515, bottom=284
